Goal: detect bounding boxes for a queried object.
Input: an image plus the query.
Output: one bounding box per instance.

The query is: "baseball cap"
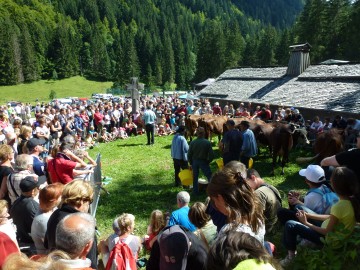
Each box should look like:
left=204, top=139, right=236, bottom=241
left=19, top=175, right=46, bottom=192
left=158, top=225, right=190, bottom=270
left=299, top=165, right=326, bottom=183
left=27, top=138, right=46, bottom=150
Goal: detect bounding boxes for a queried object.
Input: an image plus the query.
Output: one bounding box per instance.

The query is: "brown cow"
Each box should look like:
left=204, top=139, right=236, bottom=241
left=269, top=124, right=293, bottom=175
left=185, top=114, right=202, bottom=141
left=297, top=129, right=344, bottom=164
left=198, top=114, right=228, bottom=141
left=269, top=122, right=311, bottom=175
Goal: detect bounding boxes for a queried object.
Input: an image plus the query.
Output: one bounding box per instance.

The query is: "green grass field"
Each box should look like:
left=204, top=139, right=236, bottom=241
left=88, top=134, right=312, bottom=260
left=0, top=76, right=113, bottom=105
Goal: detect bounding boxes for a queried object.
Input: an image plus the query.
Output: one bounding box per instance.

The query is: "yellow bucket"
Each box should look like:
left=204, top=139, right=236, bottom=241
left=216, top=158, right=224, bottom=169
left=249, top=158, right=253, bottom=169
left=178, top=169, right=193, bottom=186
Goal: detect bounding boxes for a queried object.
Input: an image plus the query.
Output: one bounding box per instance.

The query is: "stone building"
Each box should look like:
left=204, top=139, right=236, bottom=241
left=197, top=43, right=360, bottom=120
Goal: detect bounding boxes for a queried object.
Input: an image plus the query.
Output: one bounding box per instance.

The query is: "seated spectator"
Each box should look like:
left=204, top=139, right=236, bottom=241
left=157, top=125, right=167, bottom=136
left=11, top=176, right=43, bottom=254
left=98, top=213, right=141, bottom=267
left=322, top=117, right=332, bottom=131
left=227, top=104, right=235, bottom=117
left=207, top=162, right=265, bottom=244
left=167, top=191, right=196, bottom=232
left=277, top=165, right=338, bottom=226
left=55, top=212, right=96, bottom=269
left=110, top=127, right=119, bottom=139
left=283, top=108, right=292, bottom=123
left=332, top=114, right=347, bottom=130
left=207, top=231, right=279, bottom=270
left=291, top=109, right=305, bottom=127
left=47, top=142, right=89, bottom=184
left=31, top=183, right=64, bottom=254
left=244, top=166, right=282, bottom=234
left=45, top=179, right=97, bottom=269
left=273, top=106, right=285, bottom=122
left=188, top=201, right=217, bottom=249
left=239, top=107, right=251, bottom=118
left=309, top=116, right=323, bottom=140
left=125, top=118, right=137, bottom=137
left=344, top=118, right=360, bottom=146
left=118, top=127, right=128, bottom=139
left=98, top=127, right=112, bottom=143
left=143, top=210, right=165, bottom=251
left=251, top=105, right=261, bottom=119
left=84, top=133, right=96, bottom=148
left=146, top=225, right=207, bottom=270
left=7, top=154, right=39, bottom=205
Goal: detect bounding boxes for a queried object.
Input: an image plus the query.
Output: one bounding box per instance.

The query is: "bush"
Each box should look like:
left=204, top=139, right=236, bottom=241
left=49, top=89, right=57, bottom=99
left=292, top=225, right=360, bottom=270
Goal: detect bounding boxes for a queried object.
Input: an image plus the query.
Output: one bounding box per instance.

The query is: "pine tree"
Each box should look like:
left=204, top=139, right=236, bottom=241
left=0, top=15, right=20, bottom=85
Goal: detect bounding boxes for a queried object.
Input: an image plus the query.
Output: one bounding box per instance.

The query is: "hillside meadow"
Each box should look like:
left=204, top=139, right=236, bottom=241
left=0, top=76, right=112, bottom=104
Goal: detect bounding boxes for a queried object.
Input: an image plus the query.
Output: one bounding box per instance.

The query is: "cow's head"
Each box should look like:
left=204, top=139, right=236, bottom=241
left=290, top=124, right=310, bottom=146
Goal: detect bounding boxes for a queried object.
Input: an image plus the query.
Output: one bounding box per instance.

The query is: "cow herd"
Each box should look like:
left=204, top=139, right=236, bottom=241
left=184, top=114, right=343, bottom=175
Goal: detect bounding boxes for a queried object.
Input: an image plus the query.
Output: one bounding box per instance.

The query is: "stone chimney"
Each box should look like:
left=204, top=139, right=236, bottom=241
left=286, top=43, right=311, bottom=76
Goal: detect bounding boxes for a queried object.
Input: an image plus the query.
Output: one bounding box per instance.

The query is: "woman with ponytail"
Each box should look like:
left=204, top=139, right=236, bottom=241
left=207, top=161, right=265, bottom=244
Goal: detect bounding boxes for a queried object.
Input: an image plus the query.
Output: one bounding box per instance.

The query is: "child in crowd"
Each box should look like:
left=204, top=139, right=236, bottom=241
left=165, top=124, right=173, bottom=135
left=143, top=210, right=165, bottom=251
left=118, top=127, right=128, bottom=139
left=111, top=127, right=119, bottom=139
left=99, top=127, right=112, bottom=143
left=188, top=201, right=217, bottom=250
left=98, top=213, right=142, bottom=267
left=157, top=125, right=166, bottom=136
left=84, top=133, right=96, bottom=148
left=281, top=167, right=360, bottom=266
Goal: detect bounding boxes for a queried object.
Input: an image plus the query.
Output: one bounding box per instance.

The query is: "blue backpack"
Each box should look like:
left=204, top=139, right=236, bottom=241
left=307, top=185, right=339, bottom=214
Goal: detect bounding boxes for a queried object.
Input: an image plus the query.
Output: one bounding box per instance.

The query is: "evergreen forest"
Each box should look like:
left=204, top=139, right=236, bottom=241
left=0, top=0, right=359, bottom=89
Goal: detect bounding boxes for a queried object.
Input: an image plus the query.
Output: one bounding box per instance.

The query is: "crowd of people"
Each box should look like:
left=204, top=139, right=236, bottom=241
left=0, top=94, right=360, bottom=269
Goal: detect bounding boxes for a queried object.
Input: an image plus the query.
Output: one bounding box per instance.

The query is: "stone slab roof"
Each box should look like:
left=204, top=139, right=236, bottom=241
left=198, top=64, right=360, bottom=114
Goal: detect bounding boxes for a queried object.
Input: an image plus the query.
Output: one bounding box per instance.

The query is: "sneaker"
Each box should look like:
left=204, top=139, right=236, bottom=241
left=298, top=239, right=319, bottom=249
left=280, top=254, right=295, bottom=267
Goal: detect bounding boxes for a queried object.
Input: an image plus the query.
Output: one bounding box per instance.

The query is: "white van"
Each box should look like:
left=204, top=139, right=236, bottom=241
left=101, top=94, right=114, bottom=100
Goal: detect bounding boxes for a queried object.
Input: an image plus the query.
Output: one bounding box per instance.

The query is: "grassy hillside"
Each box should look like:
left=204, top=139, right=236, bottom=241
left=0, top=76, right=113, bottom=104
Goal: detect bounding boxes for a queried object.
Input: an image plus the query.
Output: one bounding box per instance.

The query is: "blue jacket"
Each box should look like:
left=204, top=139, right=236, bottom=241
left=171, top=134, right=189, bottom=161
left=241, top=129, right=257, bottom=157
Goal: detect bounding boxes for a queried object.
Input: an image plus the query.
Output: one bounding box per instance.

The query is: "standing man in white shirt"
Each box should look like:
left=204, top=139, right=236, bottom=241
left=143, top=103, right=157, bottom=145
